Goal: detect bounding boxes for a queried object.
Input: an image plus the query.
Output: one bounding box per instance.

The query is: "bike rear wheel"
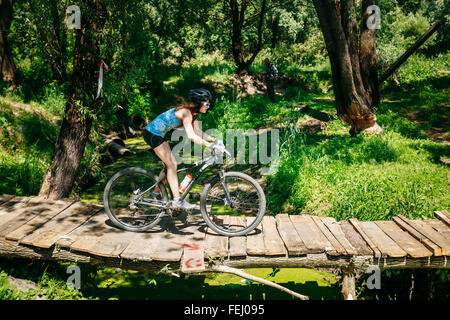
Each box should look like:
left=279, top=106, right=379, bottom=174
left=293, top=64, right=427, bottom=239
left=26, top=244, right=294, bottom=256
left=103, top=167, right=168, bottom=232
left=200, top=171, right=266, bottom=236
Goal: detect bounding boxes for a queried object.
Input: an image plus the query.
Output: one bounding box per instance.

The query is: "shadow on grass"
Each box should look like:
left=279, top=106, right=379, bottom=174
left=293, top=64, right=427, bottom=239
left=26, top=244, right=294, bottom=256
left=378, top=81, right=449, bottom=142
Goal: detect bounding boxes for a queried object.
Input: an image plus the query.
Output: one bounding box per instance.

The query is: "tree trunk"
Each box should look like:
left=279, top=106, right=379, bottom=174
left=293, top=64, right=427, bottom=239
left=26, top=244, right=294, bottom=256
left=270, top=14, right=279, bottom=49
left=46, top=0, right=68, bottom=84
left=312, top=0, right=381, bottom=136
left=359, top=0, right=380, bottom=107
left=39, top=0, right=107, bottom=199
left=229, top=0, right=267, bottom=74
left=0, top=0, right=19, bottom=89
left=230, top=0, right=248, bottom=73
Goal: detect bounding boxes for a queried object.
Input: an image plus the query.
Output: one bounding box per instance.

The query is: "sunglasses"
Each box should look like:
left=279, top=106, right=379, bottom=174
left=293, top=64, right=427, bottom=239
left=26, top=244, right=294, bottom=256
left=202, top=102, right=210, bottom=107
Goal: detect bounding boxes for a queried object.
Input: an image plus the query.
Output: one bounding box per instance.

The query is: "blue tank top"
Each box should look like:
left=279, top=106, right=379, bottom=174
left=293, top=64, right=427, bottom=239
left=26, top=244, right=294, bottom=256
left=145, top=108, right=182, bottom=137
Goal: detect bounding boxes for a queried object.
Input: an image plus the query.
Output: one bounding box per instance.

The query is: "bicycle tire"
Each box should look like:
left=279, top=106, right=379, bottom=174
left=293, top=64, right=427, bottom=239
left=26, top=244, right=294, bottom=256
left=200, top=171, right=266, bottom=237
left=103, top=167, right=169, bottom=232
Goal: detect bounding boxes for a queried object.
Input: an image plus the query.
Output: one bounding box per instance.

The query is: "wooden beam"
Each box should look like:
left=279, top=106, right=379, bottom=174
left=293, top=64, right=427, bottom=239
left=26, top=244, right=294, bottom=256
left=341, top=267, right=356, bottom=300
left=379, top=20, right=442, bottom=85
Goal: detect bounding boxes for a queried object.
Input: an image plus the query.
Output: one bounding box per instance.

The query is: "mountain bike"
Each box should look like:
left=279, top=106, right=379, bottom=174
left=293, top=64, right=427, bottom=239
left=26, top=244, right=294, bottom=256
left=103, top=141, right=266, bottom=236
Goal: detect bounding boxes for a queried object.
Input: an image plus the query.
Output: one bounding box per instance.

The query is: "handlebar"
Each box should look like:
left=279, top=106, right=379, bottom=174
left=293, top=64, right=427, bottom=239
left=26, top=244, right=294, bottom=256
left=211, top=140, right=231, bottom=157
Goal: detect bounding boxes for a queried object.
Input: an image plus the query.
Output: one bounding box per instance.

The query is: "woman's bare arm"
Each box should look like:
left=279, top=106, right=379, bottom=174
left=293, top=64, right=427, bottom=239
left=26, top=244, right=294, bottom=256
left=193, top=120, right=215, bottom=142
left=181, top=111, right=211, bottom=147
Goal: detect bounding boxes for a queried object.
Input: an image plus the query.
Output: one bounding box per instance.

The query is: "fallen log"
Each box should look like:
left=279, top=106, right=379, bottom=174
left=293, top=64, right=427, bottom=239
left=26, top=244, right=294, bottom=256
left=106, top=137, right=131, bottom=156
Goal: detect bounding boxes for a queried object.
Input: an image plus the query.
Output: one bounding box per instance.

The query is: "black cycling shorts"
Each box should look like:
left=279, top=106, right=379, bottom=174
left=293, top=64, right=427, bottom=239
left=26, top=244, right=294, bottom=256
left=143, top=129, right=166, bottom=149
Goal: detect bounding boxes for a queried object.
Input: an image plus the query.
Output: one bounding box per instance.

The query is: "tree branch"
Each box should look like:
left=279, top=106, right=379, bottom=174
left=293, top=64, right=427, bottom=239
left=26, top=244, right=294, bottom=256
left=208, top=263, right=310, bottom=300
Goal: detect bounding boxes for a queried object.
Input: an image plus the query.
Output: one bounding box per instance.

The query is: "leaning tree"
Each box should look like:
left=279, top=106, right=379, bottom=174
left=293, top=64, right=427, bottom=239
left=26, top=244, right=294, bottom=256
left=0, top=0, right=19, bottom=89
left=39, top=0, right=108, bottom=199
left=312, top=0, right=382, bottom=136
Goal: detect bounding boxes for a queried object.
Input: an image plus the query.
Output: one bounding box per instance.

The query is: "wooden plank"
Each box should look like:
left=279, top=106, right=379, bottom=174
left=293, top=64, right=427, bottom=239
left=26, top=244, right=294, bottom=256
left=338, top=220, right=373, bottom=255
left=415, top=220, right=450, bottom=242
left=119, top=231, right=157, bottom=262
left=425, top=219, right=450, bottom=239
left=440, top=210, right=450, bottom=219
left=85, top=205, right=175, bottom=259
left=290, top=215, right=336, bottom=255
left=262, top=216, right=286, bottom=256
left=180, top=246, right=205, bottom=273
left=246, top=216, right=265, bottom=255
left=5, top=199, right=75, bottom=241
left=375, top=221, right=432, bottom=258
left=412, top=219, right=450, bottom=254
left=275, top=214, right=308, bottom=256
left=204, top=216, right=228, bottom=259
left=121, top=212, right=206, bottom=262
left=393, top=216, right=443, bottom=256
left=0, top=196, right=47, bottom=238
left=359, top=221, right=407, bottom=258
left=151, top=215, right=207, bottom=262
left=321, top=217, right=358, bottom=255
left=349, top=218, right=382, bottom=258
left=87, top=228, right=135, bottom=258
left=228, top=216, right=247, bottom=258
left=55, top=209, right=106, bottom=247
left=0, top=195, right=15, bottom=206
left=64, top=213, right=111, bottom=254
left=0, top=195, right=22, bottom=210
left=311, top=216, right=346, bottom=255
left=434, top=211, right=450, bottom=227
left=144, top=231, right=183, bottom=262
left=21, top=201, right=102, bottom=248
left=397, top=215, right=449, bottom=255
left=0, top=196, right=33, bottom=224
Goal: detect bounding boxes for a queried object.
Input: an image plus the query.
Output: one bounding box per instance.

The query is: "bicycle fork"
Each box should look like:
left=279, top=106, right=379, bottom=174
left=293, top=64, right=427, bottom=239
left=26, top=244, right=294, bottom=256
left=219, top=170, right=234, bottom=208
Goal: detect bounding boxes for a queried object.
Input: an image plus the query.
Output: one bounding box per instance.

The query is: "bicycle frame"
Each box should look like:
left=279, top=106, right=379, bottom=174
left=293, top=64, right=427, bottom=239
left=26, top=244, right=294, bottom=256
left=138, top=149, right=231, bottom=207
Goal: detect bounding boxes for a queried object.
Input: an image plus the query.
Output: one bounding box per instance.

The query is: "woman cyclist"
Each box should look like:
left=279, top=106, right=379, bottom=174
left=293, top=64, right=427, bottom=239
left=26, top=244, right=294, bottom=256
left=143, top=88, right=218, bottom=210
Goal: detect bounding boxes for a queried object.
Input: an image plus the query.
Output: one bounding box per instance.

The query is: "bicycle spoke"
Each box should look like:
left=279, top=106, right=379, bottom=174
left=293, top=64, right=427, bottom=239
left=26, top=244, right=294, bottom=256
left=203, top=173, right=264, bottom=235
left=105, top=169, right=168, bottom=231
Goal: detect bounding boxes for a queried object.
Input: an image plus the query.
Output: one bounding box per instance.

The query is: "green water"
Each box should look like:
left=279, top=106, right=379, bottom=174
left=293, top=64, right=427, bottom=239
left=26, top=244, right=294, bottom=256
left=84, top=267, right=341, bottom=300
left=79, top=137, right=342, bottom=300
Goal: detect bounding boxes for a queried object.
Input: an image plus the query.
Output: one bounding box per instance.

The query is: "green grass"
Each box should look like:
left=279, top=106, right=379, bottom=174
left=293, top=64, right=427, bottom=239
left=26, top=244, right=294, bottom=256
left=0, top=51, right=449, bottom=301
left=0, top=260, right=87, bottom=300
left=266, top=129, right=449, bottom=220
left=0, top=98, right=56, bottom=196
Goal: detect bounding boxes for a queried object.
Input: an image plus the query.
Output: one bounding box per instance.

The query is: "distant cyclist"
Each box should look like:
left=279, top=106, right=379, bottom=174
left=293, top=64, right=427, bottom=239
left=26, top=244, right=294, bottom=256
left=264, top=58, right=278, bottom=102
left=143, top=88, right=218, bottom=210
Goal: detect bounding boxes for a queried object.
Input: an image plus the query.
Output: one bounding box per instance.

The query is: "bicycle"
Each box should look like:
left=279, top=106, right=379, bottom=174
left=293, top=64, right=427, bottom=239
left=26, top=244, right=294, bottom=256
left=103, top=141, right=266, bottom=236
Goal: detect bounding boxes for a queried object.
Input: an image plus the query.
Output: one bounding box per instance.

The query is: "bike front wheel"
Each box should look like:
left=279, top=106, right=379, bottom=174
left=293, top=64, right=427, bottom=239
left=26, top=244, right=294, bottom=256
left=200, top=171, right=266, bottom=236
left=103, top=167, right=169, bottom=232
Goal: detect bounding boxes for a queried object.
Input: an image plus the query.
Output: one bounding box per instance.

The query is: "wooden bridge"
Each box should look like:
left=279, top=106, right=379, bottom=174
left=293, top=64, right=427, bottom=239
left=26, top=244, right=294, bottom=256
left=0, top=194, right=449, bottom=298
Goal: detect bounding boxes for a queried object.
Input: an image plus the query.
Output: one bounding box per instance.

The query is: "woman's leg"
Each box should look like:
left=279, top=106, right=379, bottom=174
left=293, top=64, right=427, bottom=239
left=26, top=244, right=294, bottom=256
left=152, top=141, right=180, bottom=199
left=153, top=169, right=166, bottom=194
